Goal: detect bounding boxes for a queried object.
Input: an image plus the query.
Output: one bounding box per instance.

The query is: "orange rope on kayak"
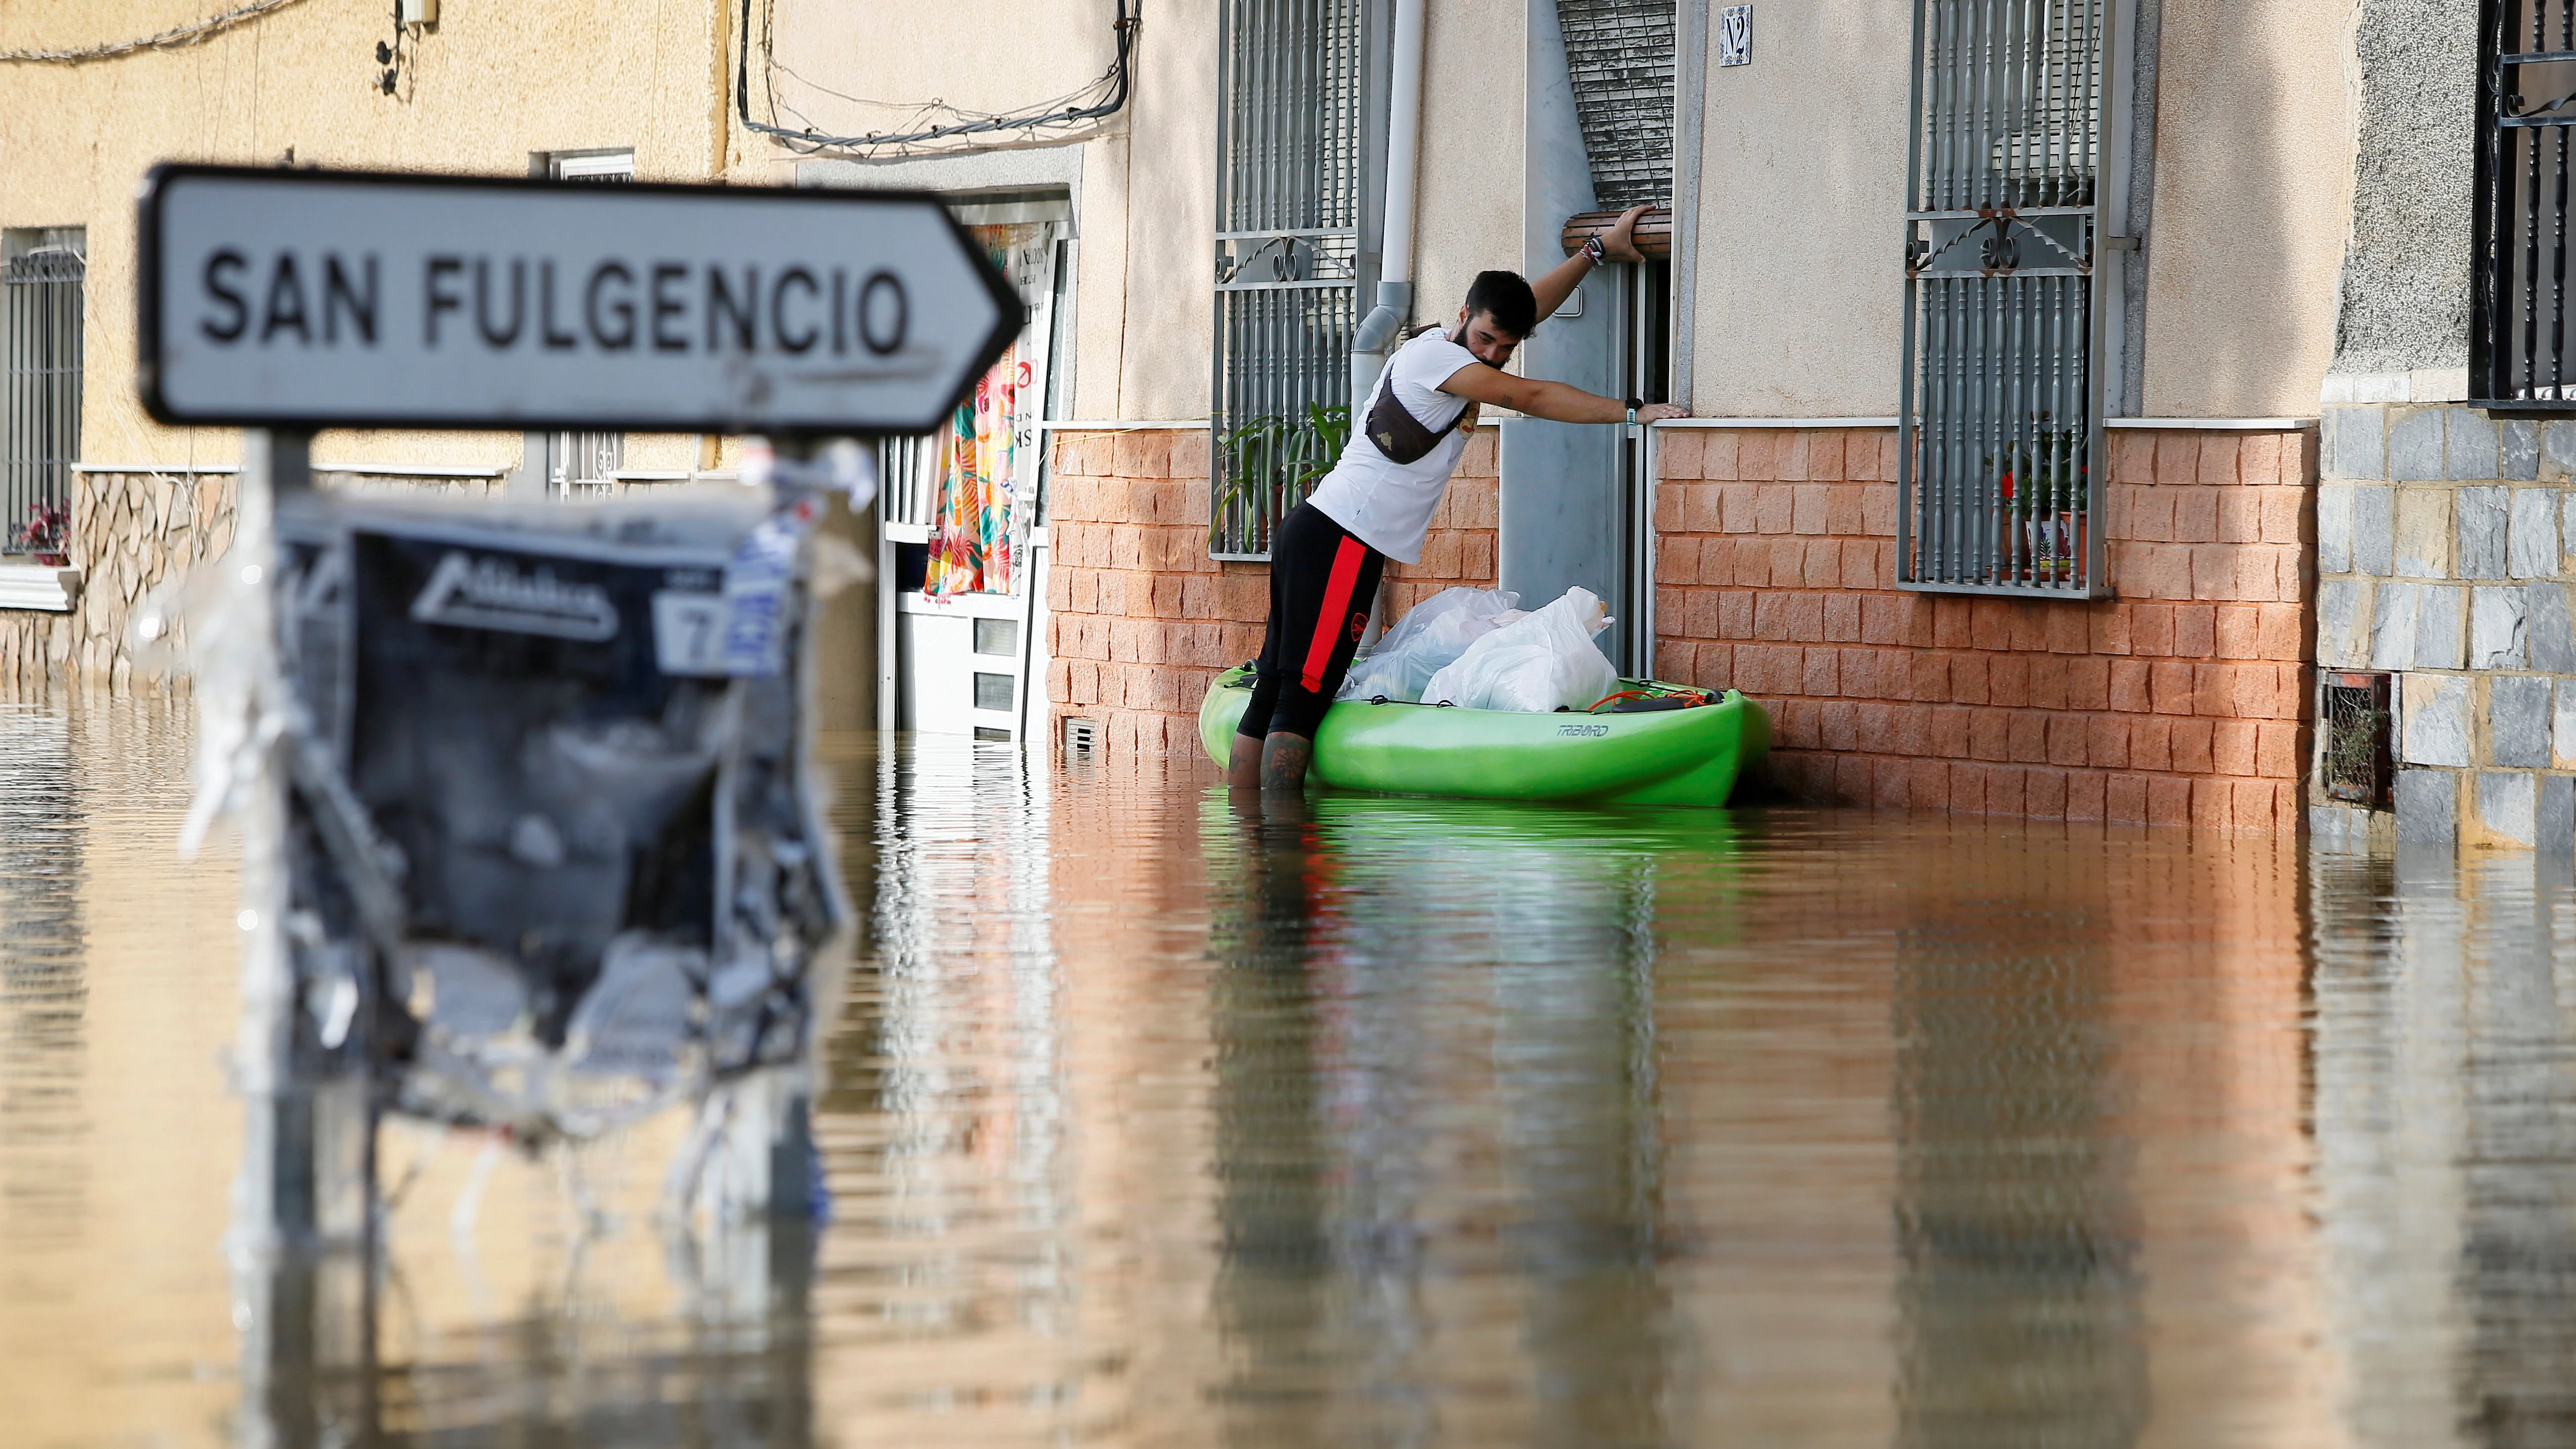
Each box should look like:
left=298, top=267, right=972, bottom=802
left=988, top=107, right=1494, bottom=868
left=1586, top=687, right=1716, bottom=713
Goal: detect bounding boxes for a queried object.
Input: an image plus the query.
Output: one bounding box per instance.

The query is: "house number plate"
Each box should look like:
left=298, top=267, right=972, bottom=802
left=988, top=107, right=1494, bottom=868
left=1718, top=5, right=1751, bottom=67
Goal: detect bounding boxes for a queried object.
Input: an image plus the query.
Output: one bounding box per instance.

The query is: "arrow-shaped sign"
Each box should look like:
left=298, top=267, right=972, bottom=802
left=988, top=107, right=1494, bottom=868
left=138, top=164, right=1025, bottom=436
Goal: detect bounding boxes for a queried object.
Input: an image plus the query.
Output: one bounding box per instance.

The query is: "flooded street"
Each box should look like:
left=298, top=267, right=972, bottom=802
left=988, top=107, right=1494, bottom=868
left=5, top=695, right=2575, bottom=1449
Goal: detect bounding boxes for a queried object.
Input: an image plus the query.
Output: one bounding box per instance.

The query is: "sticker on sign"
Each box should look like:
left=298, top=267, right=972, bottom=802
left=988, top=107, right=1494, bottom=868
left=138, top=164, right=1025, bottom=435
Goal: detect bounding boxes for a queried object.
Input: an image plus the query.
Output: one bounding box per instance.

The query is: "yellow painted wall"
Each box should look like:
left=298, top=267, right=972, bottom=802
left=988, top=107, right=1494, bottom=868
left=1681, top=0, right=2360, bottom=421
left=0, top=0, right=744, bottom=475
left=763, top=0, right=1113, bottom=124
left=763, top=0, right=1212, bottom=421
left=764, top=0, right=1527, bottom=420
left=1416, top=0, right=1527, bottom=327
left=1106, top=0, right=1219, bottom=420
left=1686, top=0, right=1912, bottom=418
left=2140, top=0, right=2358, bottom=418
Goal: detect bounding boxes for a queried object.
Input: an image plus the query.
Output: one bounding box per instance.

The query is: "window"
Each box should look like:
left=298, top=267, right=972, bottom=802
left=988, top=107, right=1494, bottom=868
left=1897, top=1, right=2114, bottom=597
left=1210, top=0, right=1375, bottom=560
left=2473, top=0, right=2576, bottom=402
left=2, top=228, right=82, bottom=559
left=546, top=152, right=632, bottom=496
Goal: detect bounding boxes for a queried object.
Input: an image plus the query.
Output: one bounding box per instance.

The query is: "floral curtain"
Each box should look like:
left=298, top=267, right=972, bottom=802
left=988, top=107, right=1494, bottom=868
left=924, top=222, right=1044, bottom=598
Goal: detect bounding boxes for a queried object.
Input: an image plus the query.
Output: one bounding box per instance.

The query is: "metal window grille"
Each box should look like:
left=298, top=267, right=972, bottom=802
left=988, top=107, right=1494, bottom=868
left=1558, top=0, right=1677, bottom=209
left=1210, top=0, right=1372, bottom=561
left=554, top=430, right=624, bottom=498
left=1898, top=0, right=2111, bottom=597
left=878, top=433, right=942, bottom=529
left=3, top=240, right=82, bottom=555
left=549, top=153, right=632, bottom=496
left=2321, top=671, right=2393, bottom=807
left=2473, top=0, right=2576, bottom=403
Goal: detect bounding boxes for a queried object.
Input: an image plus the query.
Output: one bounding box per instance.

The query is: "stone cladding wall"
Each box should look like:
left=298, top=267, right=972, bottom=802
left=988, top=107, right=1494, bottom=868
left=1651, top=425, right=2318, bottom=828
left=1044, top=428, right=1500, bottom=759
left=0, top=469, right=236, bottom=697
left=2314, top=403, right=2576, bottom=849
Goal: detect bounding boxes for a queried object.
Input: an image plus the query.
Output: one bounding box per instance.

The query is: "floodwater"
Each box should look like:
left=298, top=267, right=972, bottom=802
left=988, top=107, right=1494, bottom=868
left=5, top=694, right=2575, bottom=1449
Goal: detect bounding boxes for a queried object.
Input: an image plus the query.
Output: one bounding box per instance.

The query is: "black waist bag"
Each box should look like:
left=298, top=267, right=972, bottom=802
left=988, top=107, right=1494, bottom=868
left=1365, top=374, right=1465, bottom=464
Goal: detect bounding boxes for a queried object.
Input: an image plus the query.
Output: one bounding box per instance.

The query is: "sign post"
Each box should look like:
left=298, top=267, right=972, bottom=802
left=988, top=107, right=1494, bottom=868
left=143, top=168, right=1021, bottom=1428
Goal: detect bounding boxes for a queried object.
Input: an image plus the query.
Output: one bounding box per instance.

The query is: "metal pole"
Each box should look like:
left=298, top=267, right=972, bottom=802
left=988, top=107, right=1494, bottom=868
left=231, top=426, right=382, bottom=1449
left=749, top=431, right=829, bottom=1226
left=1670, top=0, right=1709, bottom=410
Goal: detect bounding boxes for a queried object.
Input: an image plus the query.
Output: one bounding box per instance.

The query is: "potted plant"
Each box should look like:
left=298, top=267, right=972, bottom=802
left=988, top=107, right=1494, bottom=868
left=1988, top=427, right=2087, bottom=582
left=8, top=503, right=68, bottom=567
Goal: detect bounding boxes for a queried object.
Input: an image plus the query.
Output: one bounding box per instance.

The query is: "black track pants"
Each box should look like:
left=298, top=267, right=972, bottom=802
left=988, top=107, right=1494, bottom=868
left=1238, top=502, right=1386, bottom=742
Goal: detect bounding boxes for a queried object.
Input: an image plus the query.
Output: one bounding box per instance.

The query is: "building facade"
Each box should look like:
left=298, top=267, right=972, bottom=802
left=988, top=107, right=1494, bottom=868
left=0, top=0, right=765, bottom=692
left=0, top=0, right=2518, bottom=842
left=921, top=0, right=2366, bottom=833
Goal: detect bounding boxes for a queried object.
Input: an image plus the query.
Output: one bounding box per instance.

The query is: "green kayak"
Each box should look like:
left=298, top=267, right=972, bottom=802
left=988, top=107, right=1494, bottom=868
left=1197, top=666, right=1771, bottom=806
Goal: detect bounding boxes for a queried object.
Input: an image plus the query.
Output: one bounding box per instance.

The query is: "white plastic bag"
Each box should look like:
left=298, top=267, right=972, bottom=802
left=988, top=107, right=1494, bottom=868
left=1421, top=586, right=1619, bottom=713
left=1338, top=585, right=1523, bottom=702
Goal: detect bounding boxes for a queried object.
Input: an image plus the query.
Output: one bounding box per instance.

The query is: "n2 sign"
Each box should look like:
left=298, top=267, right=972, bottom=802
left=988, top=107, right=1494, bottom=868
left=139, top=164, right=1024, bottom=435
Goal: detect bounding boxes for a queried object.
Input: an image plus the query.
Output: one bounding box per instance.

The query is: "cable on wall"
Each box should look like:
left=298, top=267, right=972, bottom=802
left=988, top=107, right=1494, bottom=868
left=737, top=0, right=1134, bottom=157
left=0, top=0, right=314, bottom=64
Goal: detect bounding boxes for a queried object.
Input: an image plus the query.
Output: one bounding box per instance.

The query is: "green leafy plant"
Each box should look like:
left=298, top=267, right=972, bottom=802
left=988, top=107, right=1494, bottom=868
left=1212, top=402, right=1350, bottom=551
left=1985, top=425, right=2090, bottom=579
left=1989, top=424, right=2089, bottom=519
left=2324, top=706, right=2391, bottom=789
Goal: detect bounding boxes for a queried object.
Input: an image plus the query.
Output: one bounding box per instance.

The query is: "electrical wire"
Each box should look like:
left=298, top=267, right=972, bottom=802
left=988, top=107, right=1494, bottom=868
left=736, top=0, right=1134, bottom=157
left=0, top=0, right=313, bottom=64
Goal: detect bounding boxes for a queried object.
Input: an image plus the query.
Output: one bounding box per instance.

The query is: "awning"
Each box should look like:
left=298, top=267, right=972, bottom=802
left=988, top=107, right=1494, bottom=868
left=1559, top=206, right=1672, bottom=260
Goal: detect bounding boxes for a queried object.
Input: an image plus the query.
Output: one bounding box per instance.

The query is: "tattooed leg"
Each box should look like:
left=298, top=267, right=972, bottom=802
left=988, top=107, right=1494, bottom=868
left=1227, top=731, right=1265, bottom=790
left=1260, top=732, right=1314, bottom=794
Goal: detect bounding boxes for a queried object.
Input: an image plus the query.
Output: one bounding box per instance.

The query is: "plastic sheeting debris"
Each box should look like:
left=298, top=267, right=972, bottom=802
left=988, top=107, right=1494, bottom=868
left=1421, top=586, right=1619, bottom=713
left=1338, top=586, right=1523, bottom=703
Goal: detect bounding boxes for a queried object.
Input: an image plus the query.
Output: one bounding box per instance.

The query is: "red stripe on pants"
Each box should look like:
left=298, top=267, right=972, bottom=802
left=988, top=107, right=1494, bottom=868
left=1301, top=536, right=1368, bottom=694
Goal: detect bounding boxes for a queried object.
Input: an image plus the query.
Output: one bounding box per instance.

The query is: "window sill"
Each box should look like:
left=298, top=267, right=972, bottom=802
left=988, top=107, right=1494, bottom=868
left=0, top=564, right=79, bottom=613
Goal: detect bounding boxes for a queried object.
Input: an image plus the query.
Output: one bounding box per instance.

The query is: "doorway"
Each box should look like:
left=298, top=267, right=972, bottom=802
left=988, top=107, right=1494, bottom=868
left=877, top=198, right=1071, bottom=746
left=1608, top=257, right=1671, bottom=677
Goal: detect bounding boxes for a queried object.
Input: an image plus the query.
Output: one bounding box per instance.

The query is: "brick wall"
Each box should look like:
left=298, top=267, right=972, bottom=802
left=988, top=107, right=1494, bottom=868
left=1044, top=427, right=1500, bottom=759
left=1651, top=425, right=2318, bottom=829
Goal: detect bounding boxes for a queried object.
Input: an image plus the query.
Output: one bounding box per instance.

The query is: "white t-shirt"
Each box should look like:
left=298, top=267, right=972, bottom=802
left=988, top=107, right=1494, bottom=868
left=1305, top=328, right=1478, bottom=564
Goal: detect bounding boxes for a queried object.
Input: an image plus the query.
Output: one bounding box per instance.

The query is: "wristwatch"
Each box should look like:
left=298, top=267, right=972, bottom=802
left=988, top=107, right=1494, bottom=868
left=1581, top=234, right=1609, bottom=265
left=1625, top=395, right=1644, bottom=426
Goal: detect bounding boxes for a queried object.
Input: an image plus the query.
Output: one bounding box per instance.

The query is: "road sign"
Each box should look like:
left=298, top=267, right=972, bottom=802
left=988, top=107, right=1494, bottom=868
left=139, top=164, right=1025, bottom=435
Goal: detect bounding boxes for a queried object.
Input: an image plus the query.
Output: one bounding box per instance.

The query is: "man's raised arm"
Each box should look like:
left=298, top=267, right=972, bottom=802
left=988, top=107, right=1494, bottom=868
left=1527, top=203, right=1655, bottom=319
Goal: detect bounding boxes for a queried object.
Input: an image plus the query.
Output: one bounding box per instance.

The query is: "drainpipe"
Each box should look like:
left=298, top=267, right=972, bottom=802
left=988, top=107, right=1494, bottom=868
left=1351, top=0, right=1428, bottom=404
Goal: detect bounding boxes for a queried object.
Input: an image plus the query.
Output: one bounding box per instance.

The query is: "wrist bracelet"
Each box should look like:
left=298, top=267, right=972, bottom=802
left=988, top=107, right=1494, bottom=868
left=1581, top=235, right=1608, bottom=265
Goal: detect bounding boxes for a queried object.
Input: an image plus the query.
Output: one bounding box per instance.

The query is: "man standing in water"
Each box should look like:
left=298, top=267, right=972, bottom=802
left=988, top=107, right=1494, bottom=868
left=1226, top=203, right=1690, bottom=794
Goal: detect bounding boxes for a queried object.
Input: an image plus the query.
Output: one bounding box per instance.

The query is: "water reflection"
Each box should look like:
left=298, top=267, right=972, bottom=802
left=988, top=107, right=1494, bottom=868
left=14, top=709, right=2576, bottom=1446
left=0, top=694, right=238, bottom=1449
left=1892, top=909, right=2146, bottom=1449
left=2311, top=848, right=2576, bottom=1449
left=0, top=705, right=84, bottom=1255
left=1201, top=796, right=1708, bottom=1446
